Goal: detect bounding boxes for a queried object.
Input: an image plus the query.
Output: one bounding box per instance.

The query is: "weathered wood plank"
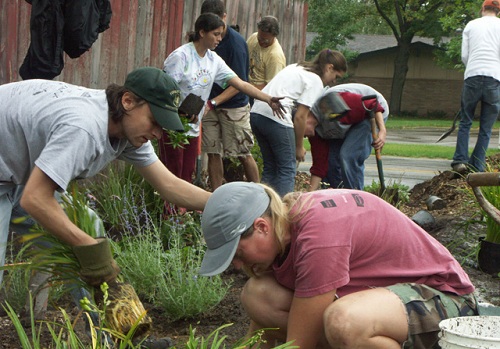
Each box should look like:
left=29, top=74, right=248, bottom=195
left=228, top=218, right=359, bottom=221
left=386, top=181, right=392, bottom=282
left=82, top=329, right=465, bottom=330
left=1, top=0, right=307, bottom=86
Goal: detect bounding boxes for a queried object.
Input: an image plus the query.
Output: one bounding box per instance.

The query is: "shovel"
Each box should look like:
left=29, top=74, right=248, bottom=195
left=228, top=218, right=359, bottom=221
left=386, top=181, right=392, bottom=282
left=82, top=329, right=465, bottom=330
left=436, top=110, right=461, bottom=143
left=193, top=129, right=203, bottom=187
left=467, top=172, right=500, bottom=226
left=362, top=95, right=386, bottom=192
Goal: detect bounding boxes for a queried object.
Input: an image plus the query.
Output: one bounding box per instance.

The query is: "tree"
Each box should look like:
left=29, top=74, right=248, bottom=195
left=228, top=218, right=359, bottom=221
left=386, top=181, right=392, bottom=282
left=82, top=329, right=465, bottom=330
left=306, top=0, right=361, bottom=59
left=372, top=0, right=449, bottom=114
left=435, top=1, right=477, bottom=71
left=307, top=0, right=390, bottom=60
left=308, top=0, right=468, bottom=115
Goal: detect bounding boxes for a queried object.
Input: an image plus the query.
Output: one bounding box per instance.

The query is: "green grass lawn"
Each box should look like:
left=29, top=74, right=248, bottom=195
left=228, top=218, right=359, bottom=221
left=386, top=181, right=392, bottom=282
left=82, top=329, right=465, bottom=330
left=303, top=117, right=500, bottom=159
left=380, top=143, right=497, bottom=159
left=386, top=116, right=500, bottom=129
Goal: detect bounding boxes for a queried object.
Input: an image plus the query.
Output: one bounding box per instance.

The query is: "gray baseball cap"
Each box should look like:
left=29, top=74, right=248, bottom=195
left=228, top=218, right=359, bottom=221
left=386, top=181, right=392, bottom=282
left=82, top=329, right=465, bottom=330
left=199, top=182, right=270, bottom=276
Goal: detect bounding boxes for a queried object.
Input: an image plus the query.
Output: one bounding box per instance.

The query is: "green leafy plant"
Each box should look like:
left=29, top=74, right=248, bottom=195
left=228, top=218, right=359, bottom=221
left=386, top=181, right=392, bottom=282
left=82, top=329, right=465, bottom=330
left=184, top=324, right=298, bottom=349
left=0, top=245, right=31, bottom=312
left=156, top=231, right=231, bottom=321
left=4, top=295, right=297, bottom=349
left=2, top=185, right=104, bottom=290
left=116, top=212, right=232, bottom=321
left=164, top=116, right=192, bottom=149
left=444, top=216, right=482, bottom=266
left=219, top=142, right=264, bottom=184
left=93, top=172, right=232, bottom=321
left=466, top=164, right=500, bottom=245
left=86, top=163, right=164, bottom=234
left=3, top=284, right=147, bottom=349
left=364, top=179, right=410, bottom=208
left=478, top=184, right=500, bottom=244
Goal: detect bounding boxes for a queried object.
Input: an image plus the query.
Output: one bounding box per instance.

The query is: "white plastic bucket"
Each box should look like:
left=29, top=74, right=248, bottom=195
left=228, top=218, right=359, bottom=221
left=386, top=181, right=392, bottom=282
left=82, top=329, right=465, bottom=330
left=439, top=316, right=500, bottom=348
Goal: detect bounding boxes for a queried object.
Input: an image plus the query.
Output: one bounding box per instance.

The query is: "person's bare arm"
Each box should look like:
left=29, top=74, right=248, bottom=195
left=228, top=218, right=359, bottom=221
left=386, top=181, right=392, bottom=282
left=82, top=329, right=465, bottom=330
left=287, top=290, right=337, bottom=349
left=211, top=86, right=240, bottom=106
left=293, top=104, right=310, bottom=162
left=228, top=76, right=284, bottom=118
left=309, top=174, right=322, bottom=191
left=20, top=167, right=96, bottom=246
left=135, top=160, right=210, bottom=211
left=373, top=111, right=386, bottom=150
left=251, top=82, right=266, bottom=90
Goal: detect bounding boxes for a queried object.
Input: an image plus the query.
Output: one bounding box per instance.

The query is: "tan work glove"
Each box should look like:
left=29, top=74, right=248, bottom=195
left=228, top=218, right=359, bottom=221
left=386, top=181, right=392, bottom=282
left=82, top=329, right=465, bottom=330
left=72, top=238, right=120, bottom=287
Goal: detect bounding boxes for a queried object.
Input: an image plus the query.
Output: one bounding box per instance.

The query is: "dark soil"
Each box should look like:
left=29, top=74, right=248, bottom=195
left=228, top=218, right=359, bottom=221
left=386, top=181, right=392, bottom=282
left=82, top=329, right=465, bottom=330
left=1, top=163, right=500, bottom=348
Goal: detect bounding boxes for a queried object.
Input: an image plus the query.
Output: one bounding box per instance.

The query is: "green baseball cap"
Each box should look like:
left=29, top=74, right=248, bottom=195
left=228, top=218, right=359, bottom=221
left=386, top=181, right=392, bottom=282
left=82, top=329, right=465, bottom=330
left=124, top=67, right=184, bottom=132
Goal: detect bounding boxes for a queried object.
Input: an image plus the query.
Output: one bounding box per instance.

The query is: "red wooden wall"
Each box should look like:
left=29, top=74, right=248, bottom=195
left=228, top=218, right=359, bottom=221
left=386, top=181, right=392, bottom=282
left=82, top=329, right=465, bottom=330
left=0, top=0, right=308, bottom=88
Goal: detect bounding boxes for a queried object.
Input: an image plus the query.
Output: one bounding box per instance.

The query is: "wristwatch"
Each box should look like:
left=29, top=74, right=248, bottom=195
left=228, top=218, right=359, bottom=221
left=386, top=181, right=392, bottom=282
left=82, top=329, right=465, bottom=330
left=209, top=99, right=217, bottom=109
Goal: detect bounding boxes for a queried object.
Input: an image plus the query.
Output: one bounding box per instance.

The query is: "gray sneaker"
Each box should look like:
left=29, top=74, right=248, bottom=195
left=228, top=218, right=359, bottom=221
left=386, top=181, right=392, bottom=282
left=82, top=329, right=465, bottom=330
left=452, top=163, right=468, bottom=174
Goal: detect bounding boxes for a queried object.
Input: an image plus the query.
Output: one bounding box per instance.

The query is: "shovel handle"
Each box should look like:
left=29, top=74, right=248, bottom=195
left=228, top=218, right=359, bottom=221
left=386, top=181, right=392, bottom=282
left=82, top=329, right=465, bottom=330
left=467, top=173, right=500, bottom=226
left=467, top=172, right=500, bottom=188
left=361, top=95, right=378, bottom=112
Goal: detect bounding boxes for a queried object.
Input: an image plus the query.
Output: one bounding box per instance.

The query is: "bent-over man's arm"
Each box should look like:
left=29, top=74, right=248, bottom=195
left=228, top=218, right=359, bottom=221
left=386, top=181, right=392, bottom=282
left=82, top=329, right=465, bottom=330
left=21, top=167, right=96, bottom=246
left=135, top=160, right=211, bottom=211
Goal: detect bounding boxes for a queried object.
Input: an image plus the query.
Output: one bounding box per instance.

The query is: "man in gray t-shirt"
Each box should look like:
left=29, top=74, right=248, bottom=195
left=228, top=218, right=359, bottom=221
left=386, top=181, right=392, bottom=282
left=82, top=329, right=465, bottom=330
left=0, top=67, right=211, bottom=290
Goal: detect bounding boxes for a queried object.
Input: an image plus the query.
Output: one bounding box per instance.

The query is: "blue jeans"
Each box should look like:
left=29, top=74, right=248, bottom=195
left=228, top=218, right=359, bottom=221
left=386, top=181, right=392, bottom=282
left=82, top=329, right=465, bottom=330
left=327, top=119, right=372, bottom=190
left=453, top=76, right=500, bottom=172
left=0, top=185, right=35, bottom=285
left=250, top=113, right=296, bottom=196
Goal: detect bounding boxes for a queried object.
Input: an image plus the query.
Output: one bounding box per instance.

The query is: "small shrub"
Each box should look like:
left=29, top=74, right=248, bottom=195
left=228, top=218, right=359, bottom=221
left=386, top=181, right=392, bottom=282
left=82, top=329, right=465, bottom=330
left=0, top=264, right=30, bottom=313
left=114, top=206, right=231, bottom=321
left=364, top=180, right=410, bottom=207
left=86, top=164, right=164, bottom=234
left=157, top=217, right=231, bottom=320
left=220, top=142, right=264, bottom=184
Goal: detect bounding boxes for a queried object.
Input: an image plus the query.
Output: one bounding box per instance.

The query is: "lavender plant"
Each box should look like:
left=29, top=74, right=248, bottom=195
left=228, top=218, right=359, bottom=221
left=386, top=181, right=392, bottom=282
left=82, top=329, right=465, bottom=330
left=87, top=165, right=231, bottom=320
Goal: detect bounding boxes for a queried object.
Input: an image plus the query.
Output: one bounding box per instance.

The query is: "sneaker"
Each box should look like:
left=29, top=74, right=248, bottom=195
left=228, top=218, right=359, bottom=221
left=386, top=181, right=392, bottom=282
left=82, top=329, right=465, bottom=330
left=452, top=163, right=468, bottom=175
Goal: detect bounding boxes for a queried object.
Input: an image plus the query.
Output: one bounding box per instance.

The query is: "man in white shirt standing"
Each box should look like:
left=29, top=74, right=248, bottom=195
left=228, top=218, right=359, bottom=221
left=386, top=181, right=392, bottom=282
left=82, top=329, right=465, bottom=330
left=452, top=0, right=500, bottom=174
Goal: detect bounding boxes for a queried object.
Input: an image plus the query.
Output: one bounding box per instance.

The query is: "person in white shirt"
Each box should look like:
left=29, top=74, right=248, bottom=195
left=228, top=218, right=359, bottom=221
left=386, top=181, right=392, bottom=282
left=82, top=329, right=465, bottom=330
left=452, top=0, right=500, bottom=174
left=159, top=13, right=284, bottom=190
left=250, top=49, right=347, bottom=196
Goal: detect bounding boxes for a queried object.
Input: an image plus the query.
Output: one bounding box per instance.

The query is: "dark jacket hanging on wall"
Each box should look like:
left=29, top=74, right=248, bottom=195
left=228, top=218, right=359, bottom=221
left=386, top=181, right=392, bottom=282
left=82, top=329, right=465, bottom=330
left=19, top=0, right=112, bottom=80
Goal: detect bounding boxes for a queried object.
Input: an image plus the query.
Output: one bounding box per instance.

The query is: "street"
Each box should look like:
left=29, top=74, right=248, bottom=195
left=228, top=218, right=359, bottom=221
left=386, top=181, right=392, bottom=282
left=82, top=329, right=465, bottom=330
left=297, top=155, right=449, bottom=189
left=297, top=127, right=500, bottom=189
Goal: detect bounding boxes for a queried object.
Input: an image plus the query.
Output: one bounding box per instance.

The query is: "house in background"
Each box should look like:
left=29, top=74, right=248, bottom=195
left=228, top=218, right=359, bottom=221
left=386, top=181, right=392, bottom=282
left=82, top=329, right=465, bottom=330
left=308, top=33, right=463, bottom=117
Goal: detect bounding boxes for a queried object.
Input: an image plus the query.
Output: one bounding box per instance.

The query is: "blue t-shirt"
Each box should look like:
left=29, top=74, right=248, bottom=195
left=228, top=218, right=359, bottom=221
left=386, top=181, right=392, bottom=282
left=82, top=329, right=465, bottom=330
left=209, top=26, right=249, bottom=108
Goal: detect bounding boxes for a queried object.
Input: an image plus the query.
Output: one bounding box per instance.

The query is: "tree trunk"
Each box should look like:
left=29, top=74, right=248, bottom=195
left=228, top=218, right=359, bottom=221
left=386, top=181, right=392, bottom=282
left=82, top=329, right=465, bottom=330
left=390, top=38, right=412, bottom=115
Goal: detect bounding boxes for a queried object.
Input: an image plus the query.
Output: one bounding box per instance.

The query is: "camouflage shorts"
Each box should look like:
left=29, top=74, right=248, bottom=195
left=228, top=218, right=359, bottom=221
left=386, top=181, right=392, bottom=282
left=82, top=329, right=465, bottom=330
left=386, top=283, right=478, bottom=349
left=201, top=105, right=254, bottom=157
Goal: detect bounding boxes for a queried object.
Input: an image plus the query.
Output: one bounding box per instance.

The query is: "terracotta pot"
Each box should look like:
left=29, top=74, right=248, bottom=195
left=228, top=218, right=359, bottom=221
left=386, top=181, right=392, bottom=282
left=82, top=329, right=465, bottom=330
left=478, top=238, right=500, bottom=277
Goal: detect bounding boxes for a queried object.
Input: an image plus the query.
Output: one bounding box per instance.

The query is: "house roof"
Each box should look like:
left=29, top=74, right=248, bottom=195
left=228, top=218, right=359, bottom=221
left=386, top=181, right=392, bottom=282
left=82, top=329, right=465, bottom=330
left=306, top=33, right=446, bottom=54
